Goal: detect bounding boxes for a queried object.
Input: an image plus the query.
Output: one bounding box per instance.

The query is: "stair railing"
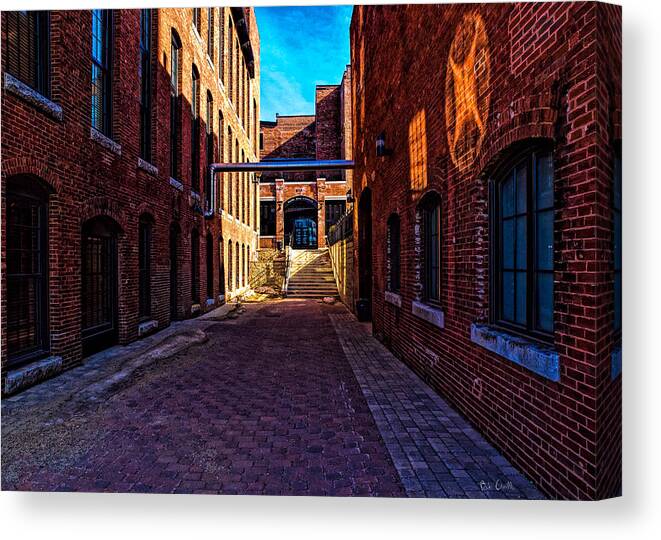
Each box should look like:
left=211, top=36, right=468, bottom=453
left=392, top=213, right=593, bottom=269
left=283, top=232, right=294, bottom=296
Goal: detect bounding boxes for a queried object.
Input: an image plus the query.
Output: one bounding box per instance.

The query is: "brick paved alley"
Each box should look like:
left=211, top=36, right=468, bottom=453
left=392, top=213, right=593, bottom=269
left=1, top=300, right=542, bottom=499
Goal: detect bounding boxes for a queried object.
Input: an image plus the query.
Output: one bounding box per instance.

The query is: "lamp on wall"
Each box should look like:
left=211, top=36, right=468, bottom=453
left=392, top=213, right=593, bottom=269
left=376, top=132, right=392, bottom=157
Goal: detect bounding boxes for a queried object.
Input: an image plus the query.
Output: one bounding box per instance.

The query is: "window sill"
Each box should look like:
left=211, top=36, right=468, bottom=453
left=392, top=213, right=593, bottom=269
left=470, top=323, right=560, bottom=382
left=4, top=355, right=64, bottom=395
left=137, top=158, right=158, bottom=176
left=611, top=345, right=622, bottom=380
left=169, top=177, right=184, bottom=191
left=384, top=291, right=402, bottom=307
left=3, top=73, right=63, bottom=121
left=138, top=319, right=158, bottom=337
left=411, top=300, right=445, bottom=329
left=90, top=128, right=121, bottom=155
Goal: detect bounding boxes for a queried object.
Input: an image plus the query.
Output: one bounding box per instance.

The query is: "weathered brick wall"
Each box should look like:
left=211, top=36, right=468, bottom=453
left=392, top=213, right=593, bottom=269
left=351, top=2, right=621, bottom=500
left=1, top=7, right=259, bottom=391
left=315, top=85, right=341, bottom=161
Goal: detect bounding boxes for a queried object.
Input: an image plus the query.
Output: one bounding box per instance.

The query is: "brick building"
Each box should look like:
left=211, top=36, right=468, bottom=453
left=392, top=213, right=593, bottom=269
left=259, top=66, right=352, bottom=249
left=346, top=3, right=621, bottom=499
left=1, top=7, right=260, bottom=394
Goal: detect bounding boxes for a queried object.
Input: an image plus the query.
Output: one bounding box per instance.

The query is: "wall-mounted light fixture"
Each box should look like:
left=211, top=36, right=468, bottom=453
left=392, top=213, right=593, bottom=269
left=346, top=188, right=355, bottom=203
left=376, top=132, right=392, bottom=157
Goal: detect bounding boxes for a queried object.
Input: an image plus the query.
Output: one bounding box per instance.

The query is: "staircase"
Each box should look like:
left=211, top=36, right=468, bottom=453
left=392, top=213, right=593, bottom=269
left=286, top=249, right=338, bottom=298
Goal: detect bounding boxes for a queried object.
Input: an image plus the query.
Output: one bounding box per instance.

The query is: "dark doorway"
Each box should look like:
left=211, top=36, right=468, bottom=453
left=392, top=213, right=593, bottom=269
left=81, top=216, right=119, bottom=356
left=358, top=188, right=372, bottom=320
left=169, top=222, right=180, bottom=319
left=284, top=196, right=317, bottom=249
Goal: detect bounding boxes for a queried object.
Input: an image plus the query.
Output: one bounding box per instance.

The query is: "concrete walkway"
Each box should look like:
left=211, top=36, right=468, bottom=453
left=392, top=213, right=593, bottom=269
left=1, top=299, right=542, bottom=499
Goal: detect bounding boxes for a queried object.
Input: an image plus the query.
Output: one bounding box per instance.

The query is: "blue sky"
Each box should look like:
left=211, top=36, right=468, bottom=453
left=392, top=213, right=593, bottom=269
left=255, top=5, right=353, bottom=122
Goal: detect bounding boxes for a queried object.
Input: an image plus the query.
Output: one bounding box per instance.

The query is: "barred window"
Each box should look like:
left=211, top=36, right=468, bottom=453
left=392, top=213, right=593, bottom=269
left=139, top=9, right=153, bottom=162
left=387, top=213, right=401, bottom=293
left=138, top=215, right=153, bottom=319
left=4, top=11, right=49, bottom=96
left=191, top=228, right=200, bottom=303
left=419, top=192, right=441, bottom=305
left=91, top=9, right=113, bottom=135
left=493, top=148, right=554, bottom=339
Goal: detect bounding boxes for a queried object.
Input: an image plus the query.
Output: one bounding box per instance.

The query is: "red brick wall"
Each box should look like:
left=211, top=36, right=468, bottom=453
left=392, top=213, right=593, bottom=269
left=2, top=7, right=259, bottom=390
left=350, top=2, right=621, bottom=500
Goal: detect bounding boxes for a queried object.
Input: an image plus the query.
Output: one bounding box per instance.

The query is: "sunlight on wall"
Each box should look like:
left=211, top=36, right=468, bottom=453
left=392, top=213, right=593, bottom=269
left=408, top=108, right=428, bottom=193
left=445, top=12, right=491, bottom=172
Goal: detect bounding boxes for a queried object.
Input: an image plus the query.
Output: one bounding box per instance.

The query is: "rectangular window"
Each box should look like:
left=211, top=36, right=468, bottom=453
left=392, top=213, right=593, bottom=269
left=260, top=201, right=276, bottom=236
left=169, top=35, right=180, bottom=178
left=191, top=230, right=200, bottom=303
left=4, top=11, right=49, bottom=96
left=139, top=9, right=152, bottom=162
left=219, top=9, right=225, bottom=85
left=205, top=94, right=214, bottom=212
left=325, top=200, right=346, bottom=234
left=387, top=214, right=401, bottom=293
left=423, top=202, right=441, bottom=304
left=191, top=68, right=200, bottom=192
left=91, top=9, right=112, bottom=135
left=207, top=8, right=214, bottom=61
left=613, top=146, right=622, bottom=333
left=494, top=149, right=554, bottom=339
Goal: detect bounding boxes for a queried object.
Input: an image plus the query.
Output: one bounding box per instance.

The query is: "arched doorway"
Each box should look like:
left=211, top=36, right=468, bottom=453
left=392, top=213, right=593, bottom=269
left=169, top=222, right=180, bottom=319
left=284, top=196, right=317, bottom=249
left=81, top=216, right=120, bottom=356
left=358, top=188, right=372, bottom=321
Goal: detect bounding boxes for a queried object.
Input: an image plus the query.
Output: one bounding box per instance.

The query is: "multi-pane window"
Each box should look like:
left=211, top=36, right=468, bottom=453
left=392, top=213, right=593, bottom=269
left=138, top=216, right=152, bottom=319
left=227, top=240, right=233, bottom=292
left=207, top=8, right=214, bottom=61
left=260, top=200, right=276, bottom=236
left=91, top=9, right=113, bottom=135
left=205, top=91, right=214, bottom=212
left=613, top=145, right=622, bottom=333
left=170, top=31, right=181, bottom=179
left=325, top=200, right=346, bottom=234
left=6, top=179, right=49, bottom=364
left=206, top=233, right=214, bottom=300
left=494, top=149, right=554, bottom=338
left=193, top=8, right=201, bottom=34
left=191, top=229, right=200, bottom=303
left=4, top=11, right=49, bottom=96
left=191, top=66, right=201, bottom=192
left=420, top=193, right=441, bottom=305
left=228, top=127, right=234, bottom=215
left=219, top=9, right=225, bottom=85
left=139, top=9, right=152, bottom=162
left=387, top=214, right=401, bottom=293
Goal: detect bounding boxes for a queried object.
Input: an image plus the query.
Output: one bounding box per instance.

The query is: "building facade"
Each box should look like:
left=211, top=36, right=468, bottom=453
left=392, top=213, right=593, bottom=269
left=348, top=3, right=621, bottom=499
left=259, top=67, right=352, bottom=249
left=1, top=7, right=260, bottom=394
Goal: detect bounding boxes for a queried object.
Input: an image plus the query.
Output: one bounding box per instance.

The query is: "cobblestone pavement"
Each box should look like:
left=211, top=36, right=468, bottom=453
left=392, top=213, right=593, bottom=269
left=2, top=299, right=542, bottom=499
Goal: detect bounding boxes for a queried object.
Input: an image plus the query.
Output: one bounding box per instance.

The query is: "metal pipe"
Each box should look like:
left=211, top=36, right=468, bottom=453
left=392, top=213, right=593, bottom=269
left=209, top=159, right=354, bottom=173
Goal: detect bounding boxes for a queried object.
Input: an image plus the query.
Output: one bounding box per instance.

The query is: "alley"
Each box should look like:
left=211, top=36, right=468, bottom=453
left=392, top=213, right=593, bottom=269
left=1, top=300, right=542, bottom=499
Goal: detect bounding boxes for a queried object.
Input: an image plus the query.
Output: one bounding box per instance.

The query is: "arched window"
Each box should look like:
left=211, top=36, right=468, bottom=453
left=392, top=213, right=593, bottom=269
left=227, top=240, right=233, bottom=292
left=170, top=30, right=181, bottom=179
left=419, top=192, right=441, bottom=305
left=191, top=65, right=200, bottom=192
left=4, top=11, right=50, bottom=96
left=241, top=244, right=246, bottom=287
left=206, top=233, right=214, bottom=300
left=138, top=214, right=153, bottom=319
left=492, top=147, right=554, bottom=338
left=6, top=176, right=50, bottom=365
left=386, top=214, right=401, bottom=293
left=191, top=228, right=200, bottom=303
left=613, top=143, right=622, bottom=334
left=228, top=127, right=234, bottom=215
left=139, top=9, right=153, bottom=162
left=91, top=9, right=113, bottom=135
left=247, top=246, right=251, bottom=285
left=235, top=242, right=240, bottom=290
